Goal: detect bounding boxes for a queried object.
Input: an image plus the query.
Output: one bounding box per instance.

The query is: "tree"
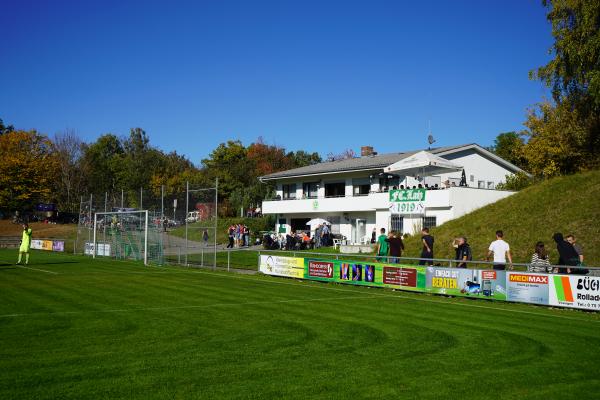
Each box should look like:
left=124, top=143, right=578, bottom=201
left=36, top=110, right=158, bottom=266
left=201, top=140, right=249, bottom=208
left=81, top=134, right=125, bottom=196
left=0, top=130, right=59, bottom=211
left=522, top=101, right=588, bottom=177
left=288, top=150, right=322, bottom=167
left=490, top=132, right=528, bottom=169
left=0, top=118, right=15, bottom=135
left=326, top=148, right=356, bottom=162
left=149, top=151, right=200, bottom=197
left=529, top=0, right=600, bottom=167
left=53, top=130, right=86, bottom=212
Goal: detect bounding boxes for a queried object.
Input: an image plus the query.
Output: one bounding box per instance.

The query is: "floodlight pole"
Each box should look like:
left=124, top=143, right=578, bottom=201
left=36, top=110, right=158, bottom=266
left=185, top=181, right=189, bottom=266
left=214, top=178, right=218, bottom=271
left=93, top=212, right=97, bottom=259
left=89, top=193, right=93, bottom=247
left=161, top=185, right=164, bottom=218
left=144, top=210, right=149, bottom=266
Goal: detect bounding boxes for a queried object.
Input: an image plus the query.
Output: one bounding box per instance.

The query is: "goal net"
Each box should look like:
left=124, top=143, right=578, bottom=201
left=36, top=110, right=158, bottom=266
left=90, top=210, right=164, bottom=265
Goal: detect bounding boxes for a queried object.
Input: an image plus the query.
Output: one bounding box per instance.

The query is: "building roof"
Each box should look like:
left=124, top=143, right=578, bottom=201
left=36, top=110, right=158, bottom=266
left=259, top=143, right=526, bottom=181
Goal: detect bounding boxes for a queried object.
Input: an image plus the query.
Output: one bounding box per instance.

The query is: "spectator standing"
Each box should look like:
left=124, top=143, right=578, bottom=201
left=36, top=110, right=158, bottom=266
left=419, top=227, right=434, bottom=266
left=321, top=224, right=330, bottom=247
left=203, top=229, right=209, bottom=247
left=226, top=225, right=234, bottom=248
left=315, top=224, right=322, bottom=248
left=529, top=241, right=552, bottom=273
left=553, top=233, right=579, bottom=274
left=454, top=236, right=472, bottom=268
left=376, top=228, right=389, bottom=262
left=487, top=230, right=512, bottom=270
left=386, top=231, right=404, bottom=263
left=371, top=228, right=377, bottom=244
left=566, top=234, right=584, bottom=264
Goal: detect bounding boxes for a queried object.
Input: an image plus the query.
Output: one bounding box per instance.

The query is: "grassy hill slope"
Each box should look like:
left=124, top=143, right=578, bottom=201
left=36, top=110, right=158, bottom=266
left=401, top=169, right=600, bottom=265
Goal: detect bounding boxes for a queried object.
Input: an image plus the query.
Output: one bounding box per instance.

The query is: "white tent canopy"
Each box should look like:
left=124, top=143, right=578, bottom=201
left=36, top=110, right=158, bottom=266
left=384, top=151, right=462, bottom=177
left=306, top=218, right=330, bottom=228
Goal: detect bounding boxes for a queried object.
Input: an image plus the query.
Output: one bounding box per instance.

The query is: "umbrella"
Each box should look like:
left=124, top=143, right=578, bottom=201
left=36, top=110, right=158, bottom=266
left=460, top=169, right=467, bottom=187
left=306, top=218, right=330, bottom=227
left=384, top=150, right=462, bottom=177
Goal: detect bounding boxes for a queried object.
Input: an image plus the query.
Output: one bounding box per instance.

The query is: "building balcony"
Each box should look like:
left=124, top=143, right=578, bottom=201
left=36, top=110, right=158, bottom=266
left=261, top=186, right=514, bottom=216
left=262, top=190, right=453, bottom=214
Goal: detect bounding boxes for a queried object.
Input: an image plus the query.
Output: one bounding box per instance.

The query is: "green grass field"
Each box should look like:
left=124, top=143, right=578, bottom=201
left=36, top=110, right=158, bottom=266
left=1, top=249, right=600, bottom=399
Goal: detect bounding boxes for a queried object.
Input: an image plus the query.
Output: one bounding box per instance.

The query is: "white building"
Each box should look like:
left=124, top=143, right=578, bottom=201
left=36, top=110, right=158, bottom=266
left=259, top=143, right=526, bottom=243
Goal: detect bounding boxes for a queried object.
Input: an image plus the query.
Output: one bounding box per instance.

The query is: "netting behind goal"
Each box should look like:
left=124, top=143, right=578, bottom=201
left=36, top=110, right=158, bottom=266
left=90, top=210, right=163, bottom=265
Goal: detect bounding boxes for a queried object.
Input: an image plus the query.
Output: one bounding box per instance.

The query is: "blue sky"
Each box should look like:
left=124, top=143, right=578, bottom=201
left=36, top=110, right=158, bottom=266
left=1, top=0, right=552, bottom=164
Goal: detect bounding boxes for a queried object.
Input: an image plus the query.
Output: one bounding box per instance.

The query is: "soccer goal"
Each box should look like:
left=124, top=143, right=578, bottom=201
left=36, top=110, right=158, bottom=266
left=91, top=210, right=163, bottom=265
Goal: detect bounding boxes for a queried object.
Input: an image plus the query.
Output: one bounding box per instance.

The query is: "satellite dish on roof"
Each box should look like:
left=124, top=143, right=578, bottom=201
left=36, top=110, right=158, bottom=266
left=427, top=120, right=436, bottom=148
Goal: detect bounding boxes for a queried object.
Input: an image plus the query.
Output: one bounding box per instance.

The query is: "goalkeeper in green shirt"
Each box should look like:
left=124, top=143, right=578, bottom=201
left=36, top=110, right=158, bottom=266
left=17, top=223, right=32, bottom=265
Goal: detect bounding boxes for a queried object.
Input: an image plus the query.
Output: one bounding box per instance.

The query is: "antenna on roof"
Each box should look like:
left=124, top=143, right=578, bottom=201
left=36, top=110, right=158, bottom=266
left=427, top=120, right=436, bottom=150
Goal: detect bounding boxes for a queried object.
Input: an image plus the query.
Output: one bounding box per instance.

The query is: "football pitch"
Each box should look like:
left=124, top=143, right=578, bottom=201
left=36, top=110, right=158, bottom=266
left=0, top=250, right=599, bottom=399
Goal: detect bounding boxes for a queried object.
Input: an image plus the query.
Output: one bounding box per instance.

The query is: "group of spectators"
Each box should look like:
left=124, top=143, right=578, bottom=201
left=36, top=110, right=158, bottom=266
left=226, top=224, right=251, bottom=248
left=262, top=223, right=334, bottom=250
left=373, top=227, right=588, bottom=274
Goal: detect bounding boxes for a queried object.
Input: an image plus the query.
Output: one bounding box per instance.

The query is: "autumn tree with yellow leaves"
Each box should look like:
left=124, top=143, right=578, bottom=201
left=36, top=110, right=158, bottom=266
left=0, top=130, right=59, bottom=211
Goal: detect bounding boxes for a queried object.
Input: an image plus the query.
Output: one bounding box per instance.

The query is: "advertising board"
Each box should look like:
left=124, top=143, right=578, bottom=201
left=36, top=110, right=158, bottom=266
left=382, top=266, right=426, bottom=290
left=31, top=239, right=63, bottom=252
left=550, top=275, right=600, bottom=310
left=52, top=241, right=65, bottom=252
left=506, top=272, right=550, bottom=305
left=258, top=256, right=596, bottom=311
left=84, top=242, right=95, bottom=255
left=96, top=243, right=111, bottom=257
left=259, top=255, right=304, bottom=278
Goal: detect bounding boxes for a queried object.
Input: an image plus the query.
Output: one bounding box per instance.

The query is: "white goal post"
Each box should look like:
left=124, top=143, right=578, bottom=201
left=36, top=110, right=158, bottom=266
left=93, top=210, right=149, bottom=265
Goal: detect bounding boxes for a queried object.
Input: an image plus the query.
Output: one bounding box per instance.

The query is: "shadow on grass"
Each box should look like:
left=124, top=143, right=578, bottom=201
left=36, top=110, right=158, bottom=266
left=33, top=261, right=79, bottom=265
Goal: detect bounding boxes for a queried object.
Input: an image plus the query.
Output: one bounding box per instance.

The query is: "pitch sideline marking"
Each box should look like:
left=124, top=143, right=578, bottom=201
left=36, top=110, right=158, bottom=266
left=16, top=265, right=59, bottom=275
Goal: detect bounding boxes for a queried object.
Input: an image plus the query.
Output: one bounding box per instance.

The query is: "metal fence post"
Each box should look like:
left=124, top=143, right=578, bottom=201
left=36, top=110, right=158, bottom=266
left=201, top=247, right=204, bottom=267
left=227, top=250, right=230, bottom=271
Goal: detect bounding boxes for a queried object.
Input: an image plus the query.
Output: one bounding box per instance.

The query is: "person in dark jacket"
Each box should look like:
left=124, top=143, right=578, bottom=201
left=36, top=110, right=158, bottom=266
left=454, top=236, right=472, bottom=268
left=552, top=232, right=579, bottom=274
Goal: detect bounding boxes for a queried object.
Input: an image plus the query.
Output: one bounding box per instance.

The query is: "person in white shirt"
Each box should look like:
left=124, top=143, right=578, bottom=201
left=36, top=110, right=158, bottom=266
left=487, top=230, right=512, bottom=270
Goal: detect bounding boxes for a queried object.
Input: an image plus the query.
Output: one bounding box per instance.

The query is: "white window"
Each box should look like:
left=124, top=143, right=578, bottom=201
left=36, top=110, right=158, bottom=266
left=478, top=180, right=485, bottom=189
left=470, top=174, right=474, bottom=182
left=487, top=181, right=495, bottom=189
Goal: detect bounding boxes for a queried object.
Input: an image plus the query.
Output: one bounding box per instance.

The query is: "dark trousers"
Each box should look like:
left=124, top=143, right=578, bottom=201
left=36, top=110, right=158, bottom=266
left=227, top=236, right=234, bottom=248
left=419, top=251, right=433, bottom=266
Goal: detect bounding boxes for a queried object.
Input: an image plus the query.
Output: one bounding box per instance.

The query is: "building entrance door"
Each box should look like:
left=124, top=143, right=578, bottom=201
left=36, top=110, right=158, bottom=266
left=351, top=219, right=366, bottom=244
